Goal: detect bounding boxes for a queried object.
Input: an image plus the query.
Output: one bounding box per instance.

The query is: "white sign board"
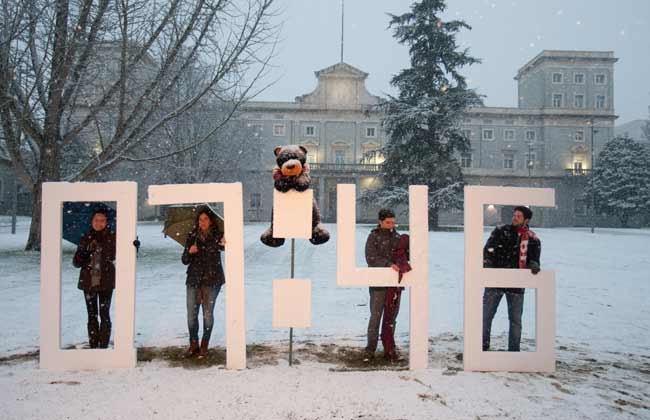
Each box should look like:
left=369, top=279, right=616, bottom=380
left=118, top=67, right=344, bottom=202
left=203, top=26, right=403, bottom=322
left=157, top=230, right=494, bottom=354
left=272, top=279, right=312, bottom=328
left=40, top=182, right=137, bottom=370
left=336, top=184, right=429, bottom=370
left=463, top=186, right=556, bottom=372
left=272, top=189, right=313, bottom=239
left=148, top=183, right=246, bottom=370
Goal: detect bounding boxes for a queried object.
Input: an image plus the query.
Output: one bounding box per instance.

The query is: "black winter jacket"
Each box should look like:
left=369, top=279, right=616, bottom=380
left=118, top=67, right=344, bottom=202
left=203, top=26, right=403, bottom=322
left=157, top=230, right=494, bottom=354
left=182, top=229, right=225, bottom=287
left=483, top=224, right=541, bottom=293
left=73, top=229, right=116, bottom=291
left=365, top=227, right=401, bottom=268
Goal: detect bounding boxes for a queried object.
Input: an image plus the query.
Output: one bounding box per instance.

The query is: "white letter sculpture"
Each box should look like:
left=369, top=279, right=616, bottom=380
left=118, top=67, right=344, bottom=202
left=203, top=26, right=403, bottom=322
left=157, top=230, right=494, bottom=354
left=40, top=182, right=138, bottom=370
left=464, top=186, right=556, bottom=372
left=271, top=189, right=313, bottom=329
left=148, top=183, right=246, bottom=370
left=337, top=184, right=429, bottom=370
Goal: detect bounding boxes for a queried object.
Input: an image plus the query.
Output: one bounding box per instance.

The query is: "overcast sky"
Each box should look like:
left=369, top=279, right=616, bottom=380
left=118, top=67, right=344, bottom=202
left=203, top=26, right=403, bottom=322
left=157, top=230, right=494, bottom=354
left=257, top=0, right=650, bottom=124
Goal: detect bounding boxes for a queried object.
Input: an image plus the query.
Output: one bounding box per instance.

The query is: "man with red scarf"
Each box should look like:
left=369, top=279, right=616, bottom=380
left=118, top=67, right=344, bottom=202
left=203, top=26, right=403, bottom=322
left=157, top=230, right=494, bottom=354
left=482, top=206, right=541, bottom=352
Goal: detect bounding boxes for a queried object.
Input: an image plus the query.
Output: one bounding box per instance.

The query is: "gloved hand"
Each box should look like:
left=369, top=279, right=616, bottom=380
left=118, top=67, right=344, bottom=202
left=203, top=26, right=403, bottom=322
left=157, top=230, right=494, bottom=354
left=133, top=237, right=141, bottom=256
left=529, top=261, right=540, bottom=275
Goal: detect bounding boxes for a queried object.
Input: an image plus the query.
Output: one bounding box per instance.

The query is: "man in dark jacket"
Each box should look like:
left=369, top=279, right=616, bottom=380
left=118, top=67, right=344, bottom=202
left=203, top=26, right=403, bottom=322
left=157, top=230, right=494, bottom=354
left=482, top=206, right=541, bottom=352
left=73, top=209, right=116, bottom=349
left=364, top=208, right=401, bottom=359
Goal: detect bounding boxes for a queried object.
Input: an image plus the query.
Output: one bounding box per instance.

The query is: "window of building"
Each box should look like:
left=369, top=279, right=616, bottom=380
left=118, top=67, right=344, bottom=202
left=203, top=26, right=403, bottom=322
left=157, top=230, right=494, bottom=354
left=361, top=143, right=382, bottom=164
left=334, top=149, right=346, bottom=165
left=482, top=119, right=493, bottom=125
left=366, top=127, right=377, bottom=138
left=303, top=144, right=318, bottom=164
left=574, top=161, right=584, bottom=174
left=482, top=129, right=494, bottom=141
left=250, top=123, right=263, bottom=133
left=249, top=193, right=261, bottom=208
left=504, top=119, right=515, bottom=125
left=574, top=73, right=585, bottom=84
left=273, top=124, right=285, bottom=136
left=595, top=74, right=606, bottom=85
left=526, top=152, right=536, bottom=168
left=504, top=129, right=515, bottom=141
left=462, top=129, right=472, bottom=139
left=503, top=153, right=515, bottom=169
left=575, top=130, right=585, bottom=142
left=526, top=130, right=536, bottom=142
left=552, top=94, right=563, bottom=108
left=596, top=95, right=606, bottom=109
left=552, top=72, right=563, bottom=83
left=304, top=125, right=315, bottom=137
left=461, top=153, right=473, bottom=168
left=574, top=94, right=585, bottom=108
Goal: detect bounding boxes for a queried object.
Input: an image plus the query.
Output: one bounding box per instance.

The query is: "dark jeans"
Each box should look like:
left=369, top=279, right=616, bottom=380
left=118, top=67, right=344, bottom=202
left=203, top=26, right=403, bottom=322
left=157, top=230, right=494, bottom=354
left=187, top=284, right=222, bottom=343
left=83, top=290, right=113, bottom=348
left=366, top=287, right=387, bottom=352
left=482, top=288, right=524, bottom=352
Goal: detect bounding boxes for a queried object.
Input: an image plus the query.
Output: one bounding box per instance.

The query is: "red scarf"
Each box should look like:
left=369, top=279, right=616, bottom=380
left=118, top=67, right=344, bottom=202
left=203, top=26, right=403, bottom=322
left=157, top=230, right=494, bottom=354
left=517, top=225, right=536, bottom=268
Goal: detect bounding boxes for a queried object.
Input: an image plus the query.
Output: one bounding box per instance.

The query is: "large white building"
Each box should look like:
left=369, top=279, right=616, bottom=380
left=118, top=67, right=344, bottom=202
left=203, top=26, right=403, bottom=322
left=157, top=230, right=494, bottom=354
left=238, top=50, right=618, bottom=226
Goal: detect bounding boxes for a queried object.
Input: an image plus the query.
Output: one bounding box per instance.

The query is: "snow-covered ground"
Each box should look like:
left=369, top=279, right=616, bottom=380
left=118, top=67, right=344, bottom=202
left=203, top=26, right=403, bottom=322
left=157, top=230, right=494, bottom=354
left=0, top=217, right=649, bottom=419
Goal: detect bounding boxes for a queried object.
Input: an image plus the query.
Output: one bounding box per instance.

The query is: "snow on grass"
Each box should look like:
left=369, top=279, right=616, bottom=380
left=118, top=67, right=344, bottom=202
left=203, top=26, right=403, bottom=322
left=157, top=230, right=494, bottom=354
left=0, top=219, right=649, bottom=419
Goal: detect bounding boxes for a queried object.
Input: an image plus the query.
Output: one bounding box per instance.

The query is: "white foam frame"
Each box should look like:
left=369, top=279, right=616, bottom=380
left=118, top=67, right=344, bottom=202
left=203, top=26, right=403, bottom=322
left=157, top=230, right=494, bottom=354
left=272, top=279, right=312, bottom=328
left=40, top=182, right=138, bottom=370
left=336, top=184, right=429, bottom=370
left=148, top=183, right=246, bottom=370
left=273, top=189, right=313, bottom=239
left=463, top=186, right=556, bottom=372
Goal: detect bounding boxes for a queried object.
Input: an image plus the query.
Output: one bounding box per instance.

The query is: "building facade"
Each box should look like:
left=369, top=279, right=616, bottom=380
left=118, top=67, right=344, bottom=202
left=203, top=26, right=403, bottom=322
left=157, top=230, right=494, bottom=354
left=239, top=50, right=619, bottom=226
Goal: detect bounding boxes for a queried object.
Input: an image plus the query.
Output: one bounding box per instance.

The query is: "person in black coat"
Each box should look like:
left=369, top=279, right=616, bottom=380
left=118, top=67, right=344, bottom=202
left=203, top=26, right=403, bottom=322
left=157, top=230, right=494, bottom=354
left=182, top=207, right=226, bottom=358
left=72, top=209, right=116, bottom=349
left=482, top=206, right=541, bottom=352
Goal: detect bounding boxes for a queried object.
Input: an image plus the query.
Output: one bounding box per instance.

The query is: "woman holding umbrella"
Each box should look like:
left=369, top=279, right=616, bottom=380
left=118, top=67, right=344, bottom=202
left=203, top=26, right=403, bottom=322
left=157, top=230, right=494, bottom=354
left=182, top=206, right=226, bottom=358
left=72, top=209, right=116, bottom=349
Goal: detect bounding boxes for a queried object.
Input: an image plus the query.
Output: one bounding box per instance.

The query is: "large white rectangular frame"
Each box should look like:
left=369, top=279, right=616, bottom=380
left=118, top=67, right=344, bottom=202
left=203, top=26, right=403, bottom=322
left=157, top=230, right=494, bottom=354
left=147, top=183, right=246, bottom=370
left=40, top=182, right=138, bottom=370
left=463, top=186, right=556, bottom=372
left=336, top=184, right=429, bottom=370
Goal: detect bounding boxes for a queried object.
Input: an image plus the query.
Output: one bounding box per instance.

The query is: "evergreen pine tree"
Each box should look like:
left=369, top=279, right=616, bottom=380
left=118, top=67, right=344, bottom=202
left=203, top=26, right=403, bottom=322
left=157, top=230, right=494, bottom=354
left=364, top=0, right=482, bottom=228
left=586, top=135, right=650, bottom=227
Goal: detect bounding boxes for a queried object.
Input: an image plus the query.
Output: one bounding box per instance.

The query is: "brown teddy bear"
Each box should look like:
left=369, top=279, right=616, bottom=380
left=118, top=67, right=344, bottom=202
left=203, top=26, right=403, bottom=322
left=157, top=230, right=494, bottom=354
left=260, top=145, right=330, bottom=247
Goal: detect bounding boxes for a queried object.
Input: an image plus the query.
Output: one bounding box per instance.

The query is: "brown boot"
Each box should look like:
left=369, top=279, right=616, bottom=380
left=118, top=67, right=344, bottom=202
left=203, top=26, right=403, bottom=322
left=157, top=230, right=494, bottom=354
left=186, top=340, right=199, bottom=357
left=198, top=339, right=209, bottom=359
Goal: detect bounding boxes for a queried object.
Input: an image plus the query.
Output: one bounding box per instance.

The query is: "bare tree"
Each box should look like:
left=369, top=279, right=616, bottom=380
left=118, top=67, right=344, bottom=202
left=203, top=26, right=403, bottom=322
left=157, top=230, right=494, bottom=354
left=0, top=0, right=279, bottom=250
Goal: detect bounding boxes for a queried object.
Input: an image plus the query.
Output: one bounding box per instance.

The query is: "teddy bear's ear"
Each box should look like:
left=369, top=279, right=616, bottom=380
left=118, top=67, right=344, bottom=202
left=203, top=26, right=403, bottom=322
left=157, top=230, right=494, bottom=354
left=274, top=146, right=283, bottom=156
left=298, top=145, right=308, bottom=155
